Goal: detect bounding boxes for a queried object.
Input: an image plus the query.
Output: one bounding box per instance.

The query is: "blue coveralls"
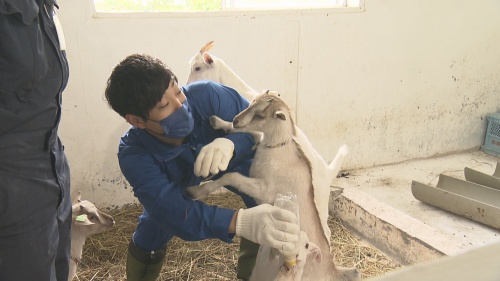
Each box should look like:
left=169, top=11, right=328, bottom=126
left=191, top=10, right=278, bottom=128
left=119, top=81, right=257, bottom=252
left=0, top=1, right=71, bottom=281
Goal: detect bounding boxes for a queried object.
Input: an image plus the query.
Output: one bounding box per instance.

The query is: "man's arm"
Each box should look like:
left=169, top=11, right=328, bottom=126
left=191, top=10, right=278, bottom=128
left=119, top=145, right=237, bottom=243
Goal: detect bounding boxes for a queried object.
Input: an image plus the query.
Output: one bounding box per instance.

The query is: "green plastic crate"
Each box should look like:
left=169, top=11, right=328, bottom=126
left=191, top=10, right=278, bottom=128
left=481, top=113, right=500, bottom=157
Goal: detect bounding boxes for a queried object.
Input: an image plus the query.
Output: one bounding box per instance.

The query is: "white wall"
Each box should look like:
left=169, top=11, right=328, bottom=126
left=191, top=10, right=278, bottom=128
left=57, top=0, right=500, bottom=207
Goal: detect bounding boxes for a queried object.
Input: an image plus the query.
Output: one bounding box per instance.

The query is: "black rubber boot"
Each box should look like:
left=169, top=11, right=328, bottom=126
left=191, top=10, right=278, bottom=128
left=126, top=240, right=167, bottom=281
left=236, top=237, right=260, bottom=281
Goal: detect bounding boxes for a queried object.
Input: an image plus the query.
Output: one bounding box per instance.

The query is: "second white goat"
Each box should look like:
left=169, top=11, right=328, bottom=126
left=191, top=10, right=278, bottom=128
left=186, top=40, right=257, bottom=102
left=69, top=192, right=115, bottom=281
left=250, top=231, right=322, bottom=281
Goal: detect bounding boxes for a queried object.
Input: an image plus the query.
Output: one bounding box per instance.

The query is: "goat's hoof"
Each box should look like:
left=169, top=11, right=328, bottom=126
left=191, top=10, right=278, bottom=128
left=209, top=115, right=224, bottom=130
left=185, top=187, right=202, bottom=200
left=209, top=116, right=217, bottom=128
left=251, top=142, right=260, bottom=150
left=338, top=267, right=361, bottom=281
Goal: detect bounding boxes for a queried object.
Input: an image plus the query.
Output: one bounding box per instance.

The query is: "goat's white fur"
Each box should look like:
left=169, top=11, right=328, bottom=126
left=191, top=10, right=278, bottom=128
left=186, top=91, right=358, bottom=281
left=186, top=40, right=257, bottom=102
left=186, top=41, right=347, bottom=245
left=68, top=192, right=115, bottom=281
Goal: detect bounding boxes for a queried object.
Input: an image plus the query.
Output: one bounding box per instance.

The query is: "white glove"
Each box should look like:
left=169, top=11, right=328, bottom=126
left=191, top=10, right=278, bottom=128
left=194, top=138, right=234, bottom=178
left=236, top=204, right=300, bottom=252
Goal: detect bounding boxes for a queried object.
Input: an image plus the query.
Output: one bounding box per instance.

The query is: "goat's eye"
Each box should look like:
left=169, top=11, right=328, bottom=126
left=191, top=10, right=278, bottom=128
left=305, top=243, right=309, bottom=249
left=195, top=67, right=201, bottom=72
left=254, top=114, right=265, bottom=120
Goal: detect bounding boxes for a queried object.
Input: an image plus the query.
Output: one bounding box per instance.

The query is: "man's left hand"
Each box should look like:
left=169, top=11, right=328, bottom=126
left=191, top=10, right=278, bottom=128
left=194, top=138, right=234, bottom=178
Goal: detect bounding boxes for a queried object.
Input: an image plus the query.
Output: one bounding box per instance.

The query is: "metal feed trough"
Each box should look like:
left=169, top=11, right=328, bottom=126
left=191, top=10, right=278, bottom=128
left=412, top=162, right=500, bottom=229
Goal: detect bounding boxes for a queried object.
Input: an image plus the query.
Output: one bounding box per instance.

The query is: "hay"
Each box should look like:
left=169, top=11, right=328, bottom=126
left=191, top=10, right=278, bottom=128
left=77, top=192, right=401, bottom=280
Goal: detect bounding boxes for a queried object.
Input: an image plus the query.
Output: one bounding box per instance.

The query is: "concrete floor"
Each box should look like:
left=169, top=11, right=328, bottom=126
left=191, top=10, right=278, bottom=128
left=332, top=149, right=500, bottom=263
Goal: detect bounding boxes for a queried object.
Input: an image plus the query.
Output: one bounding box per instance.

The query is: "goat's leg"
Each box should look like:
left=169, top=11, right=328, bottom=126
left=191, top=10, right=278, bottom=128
left=209, top=115, right=233, bottom=132
left=185, top=180, right=225, bottom=200
left=186, top=172, right=265, bottom=201
left=209, top=115, right=262, bottom=145
left=327, top=144, right=350, bottom=182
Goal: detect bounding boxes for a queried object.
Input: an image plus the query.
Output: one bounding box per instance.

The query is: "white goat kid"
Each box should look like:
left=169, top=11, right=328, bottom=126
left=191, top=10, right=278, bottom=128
left=186, top=40, right=258, bottom=102
left=186, top=41, right=345, bottom=247
left=69, top=192, right=115, bottom=281
left=250, top=231, right=322, bottom=281
left=186, top=91, right=359, bottom=281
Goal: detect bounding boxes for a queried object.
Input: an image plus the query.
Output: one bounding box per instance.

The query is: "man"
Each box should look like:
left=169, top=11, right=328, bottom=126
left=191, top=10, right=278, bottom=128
left=0, top=1, right=72, bottom=281
left=104, top=54, right=299, bottom=281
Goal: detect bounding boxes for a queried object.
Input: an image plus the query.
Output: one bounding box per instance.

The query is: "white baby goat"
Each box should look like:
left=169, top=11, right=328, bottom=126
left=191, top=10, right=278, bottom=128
left=186, top=41, right=345, bottom=246
left=186, top=91, right=359, bottom=281
left=186, top=40, right=257, bottom=102
left=69, top=192, right=115, bottom=281
left=250, top=231, right=322, bottom=281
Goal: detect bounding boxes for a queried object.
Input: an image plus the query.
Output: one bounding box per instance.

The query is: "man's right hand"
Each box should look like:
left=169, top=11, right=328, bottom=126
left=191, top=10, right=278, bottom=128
left=235, top=204, right=300, bottom=253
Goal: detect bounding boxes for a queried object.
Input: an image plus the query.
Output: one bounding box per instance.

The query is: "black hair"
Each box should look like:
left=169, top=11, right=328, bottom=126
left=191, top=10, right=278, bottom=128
left=104, top=54, right=177, bottom=119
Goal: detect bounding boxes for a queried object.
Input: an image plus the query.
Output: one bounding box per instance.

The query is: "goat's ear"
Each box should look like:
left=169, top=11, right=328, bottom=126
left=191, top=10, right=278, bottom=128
left=74, top=214, right=95, bottom=226
left=275, top=110, right=287, bottom=121
left=267, top=90, right=280, bottom=97
left=76, top=220, right=94, bottom=226
left=203, top=52, right=214, bottom=65
left=308, top=241, right=322, bottom=263
left=199, top=40, right=214, bottom=54
left=72, top=191, right=82, bottom=205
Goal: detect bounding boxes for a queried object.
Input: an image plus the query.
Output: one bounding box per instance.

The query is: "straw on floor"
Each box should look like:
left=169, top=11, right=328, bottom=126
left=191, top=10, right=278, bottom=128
left=76, top=191, right=401, bottom=281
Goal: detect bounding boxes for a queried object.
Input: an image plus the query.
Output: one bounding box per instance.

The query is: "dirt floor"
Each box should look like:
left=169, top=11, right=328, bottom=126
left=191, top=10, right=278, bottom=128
left=76, top=191, right=402, bottom=280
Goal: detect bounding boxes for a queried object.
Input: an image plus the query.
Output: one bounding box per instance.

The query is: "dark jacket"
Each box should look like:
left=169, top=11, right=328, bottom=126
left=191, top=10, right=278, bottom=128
left=0, top=0, right=69, bottom=179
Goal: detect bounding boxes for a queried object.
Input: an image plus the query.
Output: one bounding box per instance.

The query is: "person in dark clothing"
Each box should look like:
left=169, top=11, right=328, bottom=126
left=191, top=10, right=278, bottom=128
left=104, top=54, right=300, bottom=281
left=0, top=1, right=72, bottom=281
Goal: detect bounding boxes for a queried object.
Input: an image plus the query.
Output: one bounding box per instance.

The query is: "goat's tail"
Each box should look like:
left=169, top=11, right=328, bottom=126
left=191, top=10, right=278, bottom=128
left=328, top=144, right=350, bottom=181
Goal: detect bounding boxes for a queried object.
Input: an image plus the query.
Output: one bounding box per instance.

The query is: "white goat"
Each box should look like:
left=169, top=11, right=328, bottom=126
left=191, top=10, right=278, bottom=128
left=186, top=91, right=359, bottom=281
left=250, top=231, right=322, bottom=281
left=186, top=41, right=258, bottom=102
left=186, top=41, right=344, bottom=246
left=69, top=192, right=115, bottom=281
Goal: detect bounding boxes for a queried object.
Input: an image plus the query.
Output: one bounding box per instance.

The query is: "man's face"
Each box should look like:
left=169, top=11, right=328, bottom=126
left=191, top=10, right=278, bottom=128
left=145, top=79, right=186, bottom=135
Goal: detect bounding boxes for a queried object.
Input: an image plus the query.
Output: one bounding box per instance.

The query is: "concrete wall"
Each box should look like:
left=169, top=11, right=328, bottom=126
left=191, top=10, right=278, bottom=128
left=57, top=0, right=500, bottom=207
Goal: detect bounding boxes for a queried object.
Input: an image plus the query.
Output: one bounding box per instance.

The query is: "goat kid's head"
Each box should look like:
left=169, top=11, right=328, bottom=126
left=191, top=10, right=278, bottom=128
left=233, top=90, right=295, bottom=135
left=186, top=40, right=220, bottom=84
left=71, top=192, right=115, bottom=236
left=275, top=231, right=322, bottom=281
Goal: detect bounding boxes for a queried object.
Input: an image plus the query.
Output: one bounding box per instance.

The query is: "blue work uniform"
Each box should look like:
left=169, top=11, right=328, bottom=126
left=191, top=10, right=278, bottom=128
left=0, top=1, right=71, bottom=281
left=119, top=80, right=257, bottom=252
